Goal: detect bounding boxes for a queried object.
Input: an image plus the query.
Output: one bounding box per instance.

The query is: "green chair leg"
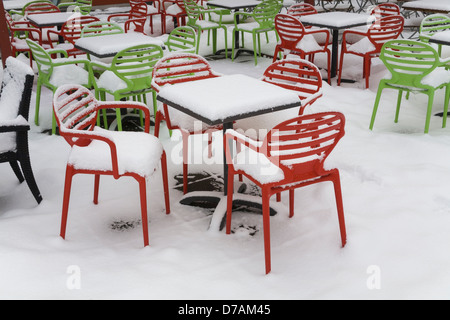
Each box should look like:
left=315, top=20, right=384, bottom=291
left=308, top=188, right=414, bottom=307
left=443, top=86, right=450, bottom=128
left=34, top=82, right=42, bottom=126
left=394, top=90, right=403, bottom=123
left=370, top=84, right=384, bottom=130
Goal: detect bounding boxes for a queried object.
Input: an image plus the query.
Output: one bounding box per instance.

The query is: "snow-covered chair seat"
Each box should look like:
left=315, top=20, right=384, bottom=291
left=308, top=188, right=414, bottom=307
left=225, top=112, right=347, bottom=274
left=53, top=84, right=170, bottom=246
left=151, top=53, right=223, bottom=194
left=0, top=57, right=42, bottom=204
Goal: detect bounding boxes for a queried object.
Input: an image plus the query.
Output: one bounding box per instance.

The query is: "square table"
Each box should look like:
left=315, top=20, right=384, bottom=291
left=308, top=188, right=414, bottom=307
left=74, top=33, right=165, bottom=58
left=402, top=0, right=450, bottom=14
left=3, top=0, right=35, bottom=11
left=156, top=74, right=302, bottom=231
left=207, top=0, right=261, bottom=58
left=26, top=12, right=78, bottom=28
left=299, top=11, right=374, bottom=79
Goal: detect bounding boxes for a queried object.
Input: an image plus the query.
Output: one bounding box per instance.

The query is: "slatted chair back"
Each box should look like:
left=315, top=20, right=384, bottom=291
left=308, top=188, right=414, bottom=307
left=367, top=15, right=404, bottom=52
left=24, top=2, right=60, bottom=16
left=26, top=38, right=54, bottom=78
left=274, top=13, right=306, bottom=53
left=125, top=2, right=148, bottom=33
left=252, top=1, right=281, bottom=30
left=419, top=14, right=450, bottom=42
left=110, top=44, right=163, bottom=93
left=52, top=85, right=98, bottom=147
left=286, top=3, right=317, bottom=17
left=60, top=15, right=100, bottom=46
left=166, top=26, right=197, bottom=53
left=262, top=112, right=345, bottom=181
left=80, top=21, right=124, bottom=37
left=379, top=39, right=441, bottom=88
left=262, top=59, right=322, bottom=114
left=369, top=3, right=400, bottom=20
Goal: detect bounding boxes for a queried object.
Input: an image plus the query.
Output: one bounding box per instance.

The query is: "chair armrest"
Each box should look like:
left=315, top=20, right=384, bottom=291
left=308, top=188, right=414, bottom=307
left=0, top=116, right=30, bottom=132
left=107, top=13, right=131, bottom=21
left=47, top=48, right=69, bottom=58
left=97, top=101, right=151, bottom=133
left=46, top=29, right=62, bottom=48
left=305, top=28, right=331, bottom=45
left=124, top=17, right=147, bottom=32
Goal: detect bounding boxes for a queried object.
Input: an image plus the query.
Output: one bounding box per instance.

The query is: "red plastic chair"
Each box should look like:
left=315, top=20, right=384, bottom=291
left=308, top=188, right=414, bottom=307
left=338, top=14, right=404, bottom=88
left=47, top=15, right=100, bottom=57
left=53, top=84, right=170, bottom=246
left=151, top=53, right=222, bottom=194
left=161, top=0, right=187, bottom=34
left=225, top=112, right=347, bottom=274
left=24, top=2, right=61, bottom=47
left=286, top=3, right=318, bottom=18
left=108, top=2, right=148, bottom=34
left=273, top=13, right=331, bottom=84
left=128, top=0, right=162, bottom=34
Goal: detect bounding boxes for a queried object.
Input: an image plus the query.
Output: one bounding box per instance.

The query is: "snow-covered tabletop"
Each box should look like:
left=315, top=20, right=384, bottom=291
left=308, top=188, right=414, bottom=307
left=299, top=12, right=374, bottom=29
left=156, top=74, right=301, bottom=126
left=27, top=12, right=78, bottom=27
left=74, top=33, right=165, bottom=58
left=429, top=30, right=450, bottom=46
left=402, top=0, right=450, bottom=13
left=3, top=0, right=35, bottom=11
left=207, top=0, right=261, bottom=10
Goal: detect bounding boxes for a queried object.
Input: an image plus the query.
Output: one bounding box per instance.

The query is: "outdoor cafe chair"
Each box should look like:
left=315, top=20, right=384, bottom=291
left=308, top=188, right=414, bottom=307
left=23, top=2, right=62, bottom=47
left=184, top=0, right=228, bottom=58
left=89, top=44, right=164, bottom=131
left=273, top=13, right=331, bottom=83
left=161, top=0, right=188, bottom=35
left=129, top=0, right=162, bottom=35
left=46, top=15, right=100, bottom=58
left=9, top=0, right=52, bottom=18
left=53, top=84, right=170, bottom=247
left=225, top=112, right=347, bottom=274
left=4, top=10, right=50, bottom=67
left=419, top=14, right=450, bottom=58
left=165, top=26, right=197, bottom=54
left=369, top=39, right=450, bottom=134
left=232, top=0, right=281, bottom=65
left=151, top=53, right=222, bottom=194
left=26, top=38, right=91, bottom=135
left=338, top=14, right=404, bottom=89
left=107, top=2, right=148, bottom=34
left=0, top=57, right=42, bottom=205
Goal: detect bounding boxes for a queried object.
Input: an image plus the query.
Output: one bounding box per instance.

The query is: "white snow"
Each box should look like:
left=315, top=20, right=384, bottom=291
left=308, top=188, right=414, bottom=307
left=2, top=10, right=450, bottom=301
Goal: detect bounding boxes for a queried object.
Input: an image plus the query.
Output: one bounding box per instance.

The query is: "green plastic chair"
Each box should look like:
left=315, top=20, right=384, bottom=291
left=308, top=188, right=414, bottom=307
left=419, top=14, right=450, bottom=58
left=58, top=0, right=92, bottom=15
left=165, top=26, right=197, bottom=53
left=231, top=0, right=281, bottom=65
left=79, top=21, right=124, bottom=62
left=9, top=0, right=52, bottom=18
left=369, top=39, right=450, bottom=133
left=26, top=38, right=91, bottom=134
left=89, top=44, right=164, bottom=131
left=184, top=0, right=228, bottom=58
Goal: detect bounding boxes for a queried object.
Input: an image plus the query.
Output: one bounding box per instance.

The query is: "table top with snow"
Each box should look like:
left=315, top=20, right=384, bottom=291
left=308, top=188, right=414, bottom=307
left=3, top=0, right=34, bottom=11
left=207, top=0, right=260, bottom=9
left=299, top=12, right=374, bottom=29
left=157, top=74, right=301, bottom=125
left=402, top=0, right=450, bottom=12
left=27, top=12, right=79, bottom=27
left=74, top=33, right=165, bottom=58
left=429, top=30, right=450, bottom=45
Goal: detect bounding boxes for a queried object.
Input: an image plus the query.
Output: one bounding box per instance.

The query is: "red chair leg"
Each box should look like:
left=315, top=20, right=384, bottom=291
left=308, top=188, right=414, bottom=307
left=331, top=171, right=346, bottom=247
left=154, top=111, right=163, bottom=138
left=289, top=189, right=294, bottom=218
left=161, top=152, right=171, bottom=214
left=182, top=131, right=189, bottom=194
left=93, top=174, right=100, bottom=204
left=226, top=168, right=235, bottom=235
left=138, top=176, right=149, bottom=247
left=60, top=166, right=74, bottom=240
left=262, top=187, right=271, bottom=274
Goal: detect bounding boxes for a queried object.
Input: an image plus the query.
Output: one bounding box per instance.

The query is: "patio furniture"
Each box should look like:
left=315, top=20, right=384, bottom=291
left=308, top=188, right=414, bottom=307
left=231, top=0, right=281, bottom=65
left=89, top=44, right=164, bottom=131
left=0, top=57, right=42, bottom=204
left=156, top=70, right=301, bottom=232
left=225, top=112, right=347, bottom=274
left=107, top=2, right=148, bottom=34
left=273, top=13, right=331, bottom=83
left=419, top=14, right=450, bottom=57
left=4, top=10, right=50, bottom=66
left=23, top=1, right=60, bottom=17
left=26, top=38, right=91, bottom=134
left=369, top=39, right=450, bottom=133
left=165, top=25, right=197, bottom=53
left=338, top=15, right=404, bottom=88
left=161, top=0, right=187, bottom=34
left=46, top=15, right=100, bottom=58
left=53, top=84, right=170, bottom=247
left=24, top=3, right=64, bottom=46
left=80, top=20, right=124, bottom=38
left=184, top=0, right=228, bottom=57
left=151, top=53, right=222, bottom=194
left=401, top=0, right=450, bottom=15
left=299, top=11, right=375, bottom=79
left=57, top=0, right=92, bottom=15
left=129, top=0, right=162, bottom=35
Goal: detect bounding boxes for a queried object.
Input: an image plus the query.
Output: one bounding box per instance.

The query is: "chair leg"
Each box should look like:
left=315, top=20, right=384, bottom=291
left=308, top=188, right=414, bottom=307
left=394, top=90, right=403, bottom=123
left=369, top=84, right=384, bottom=130
left=9, top=160, right=24, bottom=183
left=331, top=172, right=346, bottom=248
left=289, top=189, right=294, bottom=218
left=34, top=81, right=42, bottom=126
left=93, top=174, right=100, bottom=204
left=182, top=131, right=189, bottom=194
left=337, top=46, right=345, bottom=86
left=154, top=111, right=163, bottom=138
left=424, top=91, right=435, bottom=134
left=161, top=152, right=171, bottom=215
left=17, top=138, right=43, bottom=204
left=60, top=165, right=74, bottom=240
left=443, top=85, right=450, bottom=129
left=226, top=168, right=235, bottom=235
left=262, top=187, right=271, bottom=274
left=137, top=176, right=149, bottom=247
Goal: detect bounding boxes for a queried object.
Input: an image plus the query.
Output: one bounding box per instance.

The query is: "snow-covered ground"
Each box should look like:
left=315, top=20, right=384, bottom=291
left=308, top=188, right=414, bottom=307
left=1, top=13, right=450, bottom=300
